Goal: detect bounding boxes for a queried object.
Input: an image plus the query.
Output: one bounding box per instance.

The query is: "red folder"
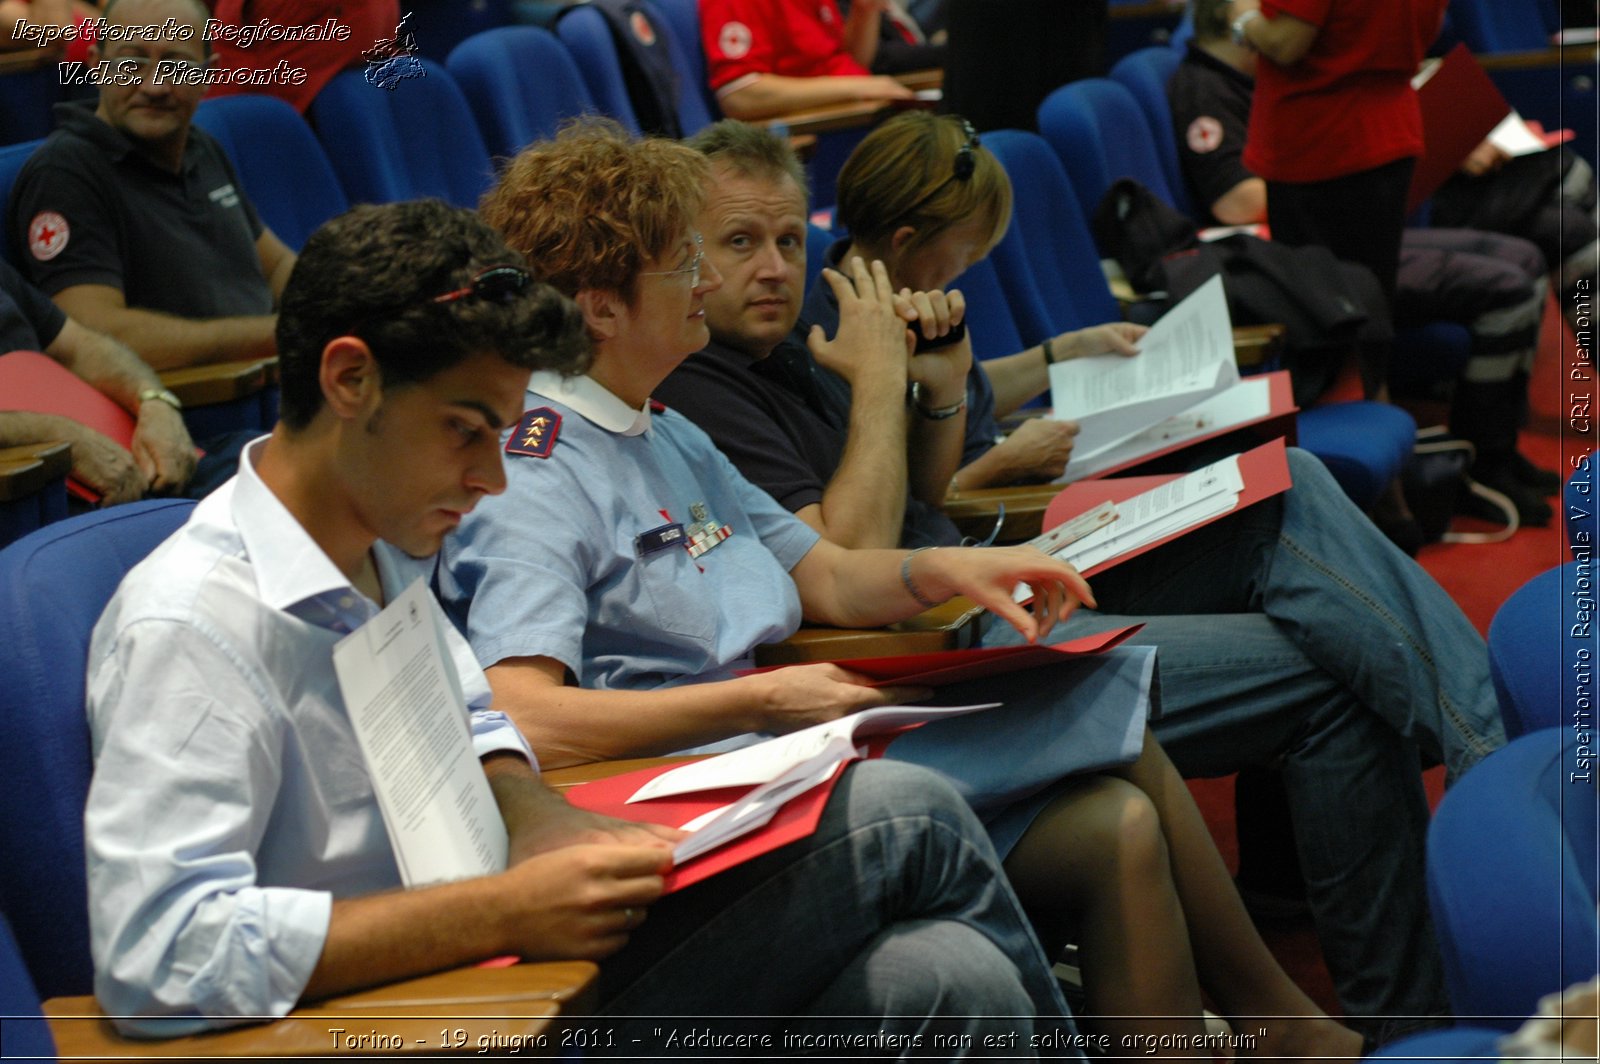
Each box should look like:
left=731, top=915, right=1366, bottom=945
left=564, top=756, right=864, bottom=893
left=1068, top=370, right=1298, bottom=483
left=0, top=349, right=135, bottom=504
left=737, top=623, right=1144, bottom=686
left=1042, top=437, right=1294, bottom=578
left=1408, top=43, right=1514, bottom=213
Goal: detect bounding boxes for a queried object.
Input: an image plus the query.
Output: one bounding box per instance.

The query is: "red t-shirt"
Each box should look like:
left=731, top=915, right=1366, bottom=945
left=206, top=0, right=401, bottom=113
left=1243, top=0, right=1447, bottom=183
left=699, top=0, right=868, bottom=99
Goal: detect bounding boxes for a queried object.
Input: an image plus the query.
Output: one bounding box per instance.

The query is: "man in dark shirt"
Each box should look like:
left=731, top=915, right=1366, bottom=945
left=1167, top=0, right=1558, bottom=522
left=8, top=0, right=295, bottom=371
left=657, top=119, right=1510, bottom=1037
left=0, top=258, right=195, bottom=502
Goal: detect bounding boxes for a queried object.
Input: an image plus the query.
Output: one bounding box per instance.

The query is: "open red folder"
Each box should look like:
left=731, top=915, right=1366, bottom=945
left=1071, top=370, right=1298, bottom=483
left=1408, top=43, right=1514, bottom=213
left=564, top=749, right=900, bottom=893
left=1042, top=437, right=1294, bottom=578
left=737, top=623, right=1144, bottom=686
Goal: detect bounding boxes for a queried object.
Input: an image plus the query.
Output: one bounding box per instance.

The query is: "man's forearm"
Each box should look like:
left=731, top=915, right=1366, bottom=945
left=907, top=406, right=965, bottom=505
left=0, top=409, right=92, bottom=450
left=814, top=377, right=911, bottom=548
left=55, top=293, right=276, bottom=370
left=718, top=74, right=892, bottom=120
left=46, top=320, right=163, bottom=414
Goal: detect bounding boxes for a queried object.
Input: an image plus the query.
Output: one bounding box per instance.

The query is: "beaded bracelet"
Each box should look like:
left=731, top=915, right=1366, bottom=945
left=899, top=546, right=941, bottom=609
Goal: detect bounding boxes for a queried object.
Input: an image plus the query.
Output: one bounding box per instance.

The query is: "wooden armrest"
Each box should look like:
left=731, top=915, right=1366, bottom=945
left=0, top=441, right=71, bottom=502
left=753, top=597, right=981, bottom=666
left=757, top=69, right=943, bottom=138
left=1478, top=43, right=1599, bottom=72
left=1231, top=323, right=1285, bottom=370
left=543, top=756, right=703, bottom=792
left=159, top=359, right=276, bottom=407
left=43, top=962, right=598, bottom=1058
left=1107, top=0, right=1185, bottom=20
left=944, top=482, right=1064, bottom=543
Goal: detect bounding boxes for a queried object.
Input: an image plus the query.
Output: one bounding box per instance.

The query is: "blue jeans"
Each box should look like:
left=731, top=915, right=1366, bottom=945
left=598, top=759, right=1074, bottom=1058
left=984, top=449, right=1502, bottom=1026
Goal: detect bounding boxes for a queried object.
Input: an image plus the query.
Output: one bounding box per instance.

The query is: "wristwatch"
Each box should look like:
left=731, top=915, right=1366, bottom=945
left=1230, top=7, right=1261, bottom=46
left=138, top=387, right=183, bottom=410
left=908, top=381, right=966, bottom=420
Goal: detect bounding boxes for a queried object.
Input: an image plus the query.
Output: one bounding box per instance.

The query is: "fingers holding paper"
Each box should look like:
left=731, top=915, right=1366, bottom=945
left=907, top=545, right=1095, bottom=643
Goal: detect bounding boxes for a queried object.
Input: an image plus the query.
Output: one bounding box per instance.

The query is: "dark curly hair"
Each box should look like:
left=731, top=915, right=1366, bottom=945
left=274, top=200, right=590, bottom=429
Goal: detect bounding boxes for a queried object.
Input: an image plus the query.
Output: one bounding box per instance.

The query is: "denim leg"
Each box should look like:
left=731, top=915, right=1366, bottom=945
left=1080, top=447, right=1503, bottom=782
left=989, top=608, right=1448, bottom=1025
left=598, top=759, right=1073, bottom=1055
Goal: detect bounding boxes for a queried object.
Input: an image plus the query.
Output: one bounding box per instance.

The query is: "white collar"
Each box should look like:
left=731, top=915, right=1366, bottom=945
left=527, top=371, right=652, bottom=437
left=230, top=436, right=420, bottom=617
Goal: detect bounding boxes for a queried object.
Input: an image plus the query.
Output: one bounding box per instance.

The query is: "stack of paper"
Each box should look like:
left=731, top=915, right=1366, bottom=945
left=1053, top=454, right=1244, bottom=574
left=1048, top=276, right=1287, bottom=482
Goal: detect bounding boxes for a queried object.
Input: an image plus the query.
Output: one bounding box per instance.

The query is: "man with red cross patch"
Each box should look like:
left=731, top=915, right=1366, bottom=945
left=9, top=0, right=296, bottom=371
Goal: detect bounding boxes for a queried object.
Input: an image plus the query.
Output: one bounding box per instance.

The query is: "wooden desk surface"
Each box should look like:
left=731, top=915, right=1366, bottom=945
left=44, top=964, right=599, bottom=1059
left=0, top=440, right=71, bottom=501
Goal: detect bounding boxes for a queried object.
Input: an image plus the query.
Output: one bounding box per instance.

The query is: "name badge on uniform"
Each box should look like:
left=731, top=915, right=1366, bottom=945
left=636, top=521, right=686, bottom=556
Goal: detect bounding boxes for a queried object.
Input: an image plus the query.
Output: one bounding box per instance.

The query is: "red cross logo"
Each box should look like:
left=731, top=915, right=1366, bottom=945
left=27, top=211, right=69, bottom=261
left=718, top=20, right=751, bottom=59
left=1186, top=116, right=1224, bottom=155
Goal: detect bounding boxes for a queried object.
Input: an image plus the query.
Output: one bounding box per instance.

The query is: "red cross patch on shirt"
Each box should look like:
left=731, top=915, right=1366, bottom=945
left=1187, top=116, right=1224, bottom=155
left=28, top=211, right=69, bottom=261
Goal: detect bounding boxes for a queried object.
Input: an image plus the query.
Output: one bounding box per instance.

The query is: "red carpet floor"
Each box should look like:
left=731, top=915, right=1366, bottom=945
left=1187, top=294, right=1594, bottom=1018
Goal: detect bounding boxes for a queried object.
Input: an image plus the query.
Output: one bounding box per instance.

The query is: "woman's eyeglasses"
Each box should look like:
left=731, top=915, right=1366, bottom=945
left=639, top=234, right=705, bottom=288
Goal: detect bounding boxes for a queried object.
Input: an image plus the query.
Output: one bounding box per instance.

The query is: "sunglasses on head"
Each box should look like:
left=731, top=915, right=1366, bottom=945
left=431, top=265, right=532, bottom=305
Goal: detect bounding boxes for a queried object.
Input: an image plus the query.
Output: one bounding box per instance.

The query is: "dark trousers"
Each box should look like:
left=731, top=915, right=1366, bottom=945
left=1268, top=156, right=1417, bottom=318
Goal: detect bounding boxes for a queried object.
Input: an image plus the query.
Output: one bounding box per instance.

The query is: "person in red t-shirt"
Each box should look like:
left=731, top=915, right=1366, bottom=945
left=699, top=0, right=915, bottom=119
left=205, top=0, right=399, bottom=113
left=1229, top=0, right=1447, bottom=311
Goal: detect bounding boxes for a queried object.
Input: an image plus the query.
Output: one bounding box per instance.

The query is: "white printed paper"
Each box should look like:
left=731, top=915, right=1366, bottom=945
left=333, top=578, right=508, bottom=888
left=1049, top=276, right=1238, bottom=461
left=629, top=703, right=1002, bottom=802
left=1060, top=376, right=1272, bottom=483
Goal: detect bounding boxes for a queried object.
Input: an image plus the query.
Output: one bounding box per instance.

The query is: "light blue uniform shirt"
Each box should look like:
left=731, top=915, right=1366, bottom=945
left=441, top=373, right=821, bottom=694
left=85, top=439, right=532, bottom=1036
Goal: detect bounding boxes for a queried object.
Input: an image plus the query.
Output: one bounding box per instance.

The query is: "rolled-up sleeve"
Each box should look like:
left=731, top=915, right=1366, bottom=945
left=85, top=618, right=331, bottom=1037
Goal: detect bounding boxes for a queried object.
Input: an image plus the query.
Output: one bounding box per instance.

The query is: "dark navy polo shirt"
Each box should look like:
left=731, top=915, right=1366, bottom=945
left=0, top=259, right=67, bottom=354
left=8, top=100, right=272, bottom=319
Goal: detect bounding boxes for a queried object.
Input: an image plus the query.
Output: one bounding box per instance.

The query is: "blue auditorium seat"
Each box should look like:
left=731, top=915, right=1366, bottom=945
left=448, top=26, right=601, bottom=159
left=1448, top=0, right=1558, bottom=52
left=1427, top=727, right=1597, bottom=1027
left=0, top=139, right=43, bottom=265
left=193, top=95, right=349, bottom=251
left=0, top=912, right=55, bottom=1061
left=554, top=5, right=645, bottom=134
left=1107, top=48, right=1196, bottom=221
left=1037, top=78, right=1185, bottom=229
left=404, top=0, right=516, bottom=61
left=648, top=0, right=722, bottom=124
left=0, top=500, right=196, bottom=1000
left=642, top=0, right=715, bottom=136
left=308, top=61, right=496, bottom=207
left=1369, top=1026, right=1504, bottom=1062
left=984, top=128, right=1413, bottom=509
left=952, top=257, right=1028, bottom=363
left=1487, top=561, right=1591, bottom=738
left=804, top=221, right=835, bottom=301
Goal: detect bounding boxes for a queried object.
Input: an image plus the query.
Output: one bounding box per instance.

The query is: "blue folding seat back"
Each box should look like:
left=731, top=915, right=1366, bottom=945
left=1292, top=402, right=1415, bottom=510
left=804, top=221, right=835, bottom=302
left=0, top=139, right=43, bottom=265
left=193, top=95, right=349, bottom=252
left=0, top=500, right=196, bottom=999
left=1447, top=0, right=1556, bottom=53
left=982, top=129, right=1122, bottom=345
left=1427, top=727, right=1598, bottom=1026
left=448, top=27, right=600, bottom=160
left=0, top=912, right=55, bottom=1060
left=951, top=256, right=1026, bottom=363
left=1108, top=48, right=1195, bottom=220
left=648, top=0, right=721, bottom=124
left=1487, top=562, right=1590, bottom=738
left=554, top=5, right=644, bottom=134
left=640, top=0, right=715, bottom=135
left=309, top=61, right=495, bottom=207
left=1038, top=78, right=1185, bottom=228
left=1369, top=1027, right=1507, bottom=1063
